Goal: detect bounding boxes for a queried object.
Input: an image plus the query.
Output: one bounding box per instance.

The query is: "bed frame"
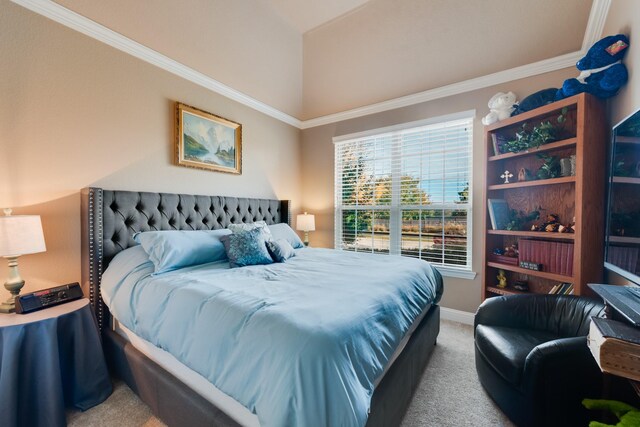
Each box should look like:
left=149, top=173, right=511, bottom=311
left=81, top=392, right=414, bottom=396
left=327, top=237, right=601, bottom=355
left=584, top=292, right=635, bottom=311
left=81, top=187, right=440, bottom=426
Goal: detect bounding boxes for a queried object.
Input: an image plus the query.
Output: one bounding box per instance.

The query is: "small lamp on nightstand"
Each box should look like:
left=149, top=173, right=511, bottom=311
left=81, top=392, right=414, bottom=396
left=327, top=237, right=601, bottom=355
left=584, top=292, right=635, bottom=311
left=0, top=209, right=46, bottom=313
left=296, top=212, right=315, bottom=247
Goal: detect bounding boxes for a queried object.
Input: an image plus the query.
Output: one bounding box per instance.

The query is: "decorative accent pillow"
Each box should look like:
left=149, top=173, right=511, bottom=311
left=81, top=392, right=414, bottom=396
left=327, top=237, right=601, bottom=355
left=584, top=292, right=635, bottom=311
left=267, top=223, right=304, bottom=249
left=133, top=229, right=231, bottom=274
left=221, top=228, right=273, bottom=268
left=266, top=239, right=296, bottom=262
left=228, top=220, right=272, bottom=240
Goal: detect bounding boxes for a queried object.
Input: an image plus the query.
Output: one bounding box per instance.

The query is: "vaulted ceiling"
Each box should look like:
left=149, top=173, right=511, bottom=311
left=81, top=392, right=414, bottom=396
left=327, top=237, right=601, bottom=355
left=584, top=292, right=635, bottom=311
left=23, top=0, right=600, bottom=126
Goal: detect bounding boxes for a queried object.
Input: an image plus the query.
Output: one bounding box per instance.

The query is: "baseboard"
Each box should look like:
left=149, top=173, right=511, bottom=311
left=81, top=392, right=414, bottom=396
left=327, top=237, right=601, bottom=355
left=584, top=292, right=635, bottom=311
left=440, top=307, right=475, bottom=325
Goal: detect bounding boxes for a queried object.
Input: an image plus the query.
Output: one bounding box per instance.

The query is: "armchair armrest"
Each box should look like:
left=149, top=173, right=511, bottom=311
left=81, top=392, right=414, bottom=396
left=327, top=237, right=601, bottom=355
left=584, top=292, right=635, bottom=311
left=522, top=336, right=602, bottom=400
left=474, top=295, right=605, bottom=337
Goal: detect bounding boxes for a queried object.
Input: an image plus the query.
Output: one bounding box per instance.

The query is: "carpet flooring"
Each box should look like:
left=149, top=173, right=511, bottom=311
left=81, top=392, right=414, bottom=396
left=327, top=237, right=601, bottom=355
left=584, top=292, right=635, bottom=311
left=67, top=320, right=513, bottom=426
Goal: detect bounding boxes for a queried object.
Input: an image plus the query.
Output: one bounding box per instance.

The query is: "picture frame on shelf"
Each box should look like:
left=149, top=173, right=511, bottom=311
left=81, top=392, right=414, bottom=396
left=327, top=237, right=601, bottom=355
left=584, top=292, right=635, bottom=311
left=490, top=133, right=508, bottom=156
left=487, top=199, right=510, bottom=230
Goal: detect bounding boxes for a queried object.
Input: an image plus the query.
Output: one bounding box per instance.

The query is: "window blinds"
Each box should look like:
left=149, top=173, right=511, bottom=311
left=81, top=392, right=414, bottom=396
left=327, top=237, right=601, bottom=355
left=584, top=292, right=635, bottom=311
left=334, top=115, right=473, bottom=269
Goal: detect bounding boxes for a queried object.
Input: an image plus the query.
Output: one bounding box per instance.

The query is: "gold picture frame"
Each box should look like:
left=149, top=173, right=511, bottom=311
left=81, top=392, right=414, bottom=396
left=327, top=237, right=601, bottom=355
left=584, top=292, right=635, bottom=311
left=176, top=102, right=242, bottom=174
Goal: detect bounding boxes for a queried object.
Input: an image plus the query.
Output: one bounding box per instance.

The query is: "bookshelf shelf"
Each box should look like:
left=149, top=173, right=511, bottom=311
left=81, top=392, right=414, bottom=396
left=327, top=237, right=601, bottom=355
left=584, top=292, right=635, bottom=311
left=482, top=93, right=607, bottom=300
left=487, top=262, right=574, bottom=283
left=488, top=138, right=577, bottom=162
left=612, top=176, right=640, bottom=185
left=488, top=176, right=575, bottom=190
left=485, top=286, right=528, bottom=296
left=609, top=236, right=640, bottom=244
left=487, top=230, right=576, bottom=240
left=616, top=136, right=640, bottom=145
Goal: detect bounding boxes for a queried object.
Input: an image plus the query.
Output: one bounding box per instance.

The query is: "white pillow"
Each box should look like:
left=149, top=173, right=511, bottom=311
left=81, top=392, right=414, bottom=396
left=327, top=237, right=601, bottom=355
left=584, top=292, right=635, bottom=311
left=228, top=221, right=272, bottom=239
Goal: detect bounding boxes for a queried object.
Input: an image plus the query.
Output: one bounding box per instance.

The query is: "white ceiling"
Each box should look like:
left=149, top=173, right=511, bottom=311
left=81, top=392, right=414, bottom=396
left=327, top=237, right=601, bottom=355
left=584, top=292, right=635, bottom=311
left=262, top=0, right=372, bottom=33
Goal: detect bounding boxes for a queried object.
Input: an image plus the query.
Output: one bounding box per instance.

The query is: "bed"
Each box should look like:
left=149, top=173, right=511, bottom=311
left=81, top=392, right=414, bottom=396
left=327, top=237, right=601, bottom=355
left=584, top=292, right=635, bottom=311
left=81, top=187, right=442, bottom=427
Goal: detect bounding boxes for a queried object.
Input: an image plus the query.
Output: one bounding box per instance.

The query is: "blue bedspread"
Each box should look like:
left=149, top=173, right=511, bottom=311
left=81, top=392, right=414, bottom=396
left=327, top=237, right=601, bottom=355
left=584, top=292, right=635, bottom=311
left=102, top=247, right=443, bottom=427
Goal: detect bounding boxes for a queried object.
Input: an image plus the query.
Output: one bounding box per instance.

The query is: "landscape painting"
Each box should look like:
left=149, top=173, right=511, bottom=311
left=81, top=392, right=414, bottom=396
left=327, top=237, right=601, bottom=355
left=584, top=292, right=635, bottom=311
left=176, top=103, right=242, bottom=174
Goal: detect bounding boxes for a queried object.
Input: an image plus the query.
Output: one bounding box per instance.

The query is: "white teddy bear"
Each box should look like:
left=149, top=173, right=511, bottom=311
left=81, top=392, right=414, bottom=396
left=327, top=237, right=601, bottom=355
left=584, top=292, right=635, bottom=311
left=481, top=92, right=518, bottom=125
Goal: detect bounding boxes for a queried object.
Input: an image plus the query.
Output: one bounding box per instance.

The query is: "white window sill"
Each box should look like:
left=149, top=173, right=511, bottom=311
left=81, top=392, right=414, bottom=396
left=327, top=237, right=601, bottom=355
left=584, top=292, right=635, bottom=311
left=433, top=265, right=477, bottom=280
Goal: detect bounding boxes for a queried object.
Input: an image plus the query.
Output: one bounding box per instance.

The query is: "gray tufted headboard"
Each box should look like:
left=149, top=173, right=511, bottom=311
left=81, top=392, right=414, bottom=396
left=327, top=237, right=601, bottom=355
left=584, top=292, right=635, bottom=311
left=81, top=187, right=290, bottom=330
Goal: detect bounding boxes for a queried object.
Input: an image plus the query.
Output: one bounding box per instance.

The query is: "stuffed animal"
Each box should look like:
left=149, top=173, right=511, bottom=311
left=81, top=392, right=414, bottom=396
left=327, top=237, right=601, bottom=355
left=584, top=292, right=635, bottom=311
left=556, top=34, right=630, bottom=100
left=512, top=88, right=558, bottom=116
left=482, top=92, right=517, bottom=125
left=583, top=399, right=640, bottom=427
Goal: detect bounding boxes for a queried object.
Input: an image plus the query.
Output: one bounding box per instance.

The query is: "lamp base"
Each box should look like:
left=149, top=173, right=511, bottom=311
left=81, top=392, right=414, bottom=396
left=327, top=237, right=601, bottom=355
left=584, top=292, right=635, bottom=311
left=0, top=300, right=15, bottom=313
left=1, top=256, right=25, bottom=314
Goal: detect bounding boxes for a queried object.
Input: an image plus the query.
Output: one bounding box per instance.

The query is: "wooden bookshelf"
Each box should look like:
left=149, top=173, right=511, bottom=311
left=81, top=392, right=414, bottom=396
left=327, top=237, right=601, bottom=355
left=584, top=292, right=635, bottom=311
left=482, top=93, right=607, bottom=299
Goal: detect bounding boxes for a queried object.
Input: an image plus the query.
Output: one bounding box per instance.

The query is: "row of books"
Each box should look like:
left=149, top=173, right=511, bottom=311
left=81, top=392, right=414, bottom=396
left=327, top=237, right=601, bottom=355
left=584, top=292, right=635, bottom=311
left=519, top=239, right=574, bottom=276
left=548, top=282, right=574, bottom=295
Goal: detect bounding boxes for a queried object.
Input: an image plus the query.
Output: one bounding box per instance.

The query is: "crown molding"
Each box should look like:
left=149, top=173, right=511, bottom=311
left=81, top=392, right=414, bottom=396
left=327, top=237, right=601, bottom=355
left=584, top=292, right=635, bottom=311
left=11, top=0, right=303, bottom=128
left=582, top=0, right=612, bottom=51
left=12, top=0, right=610, bottom=131
left=300, top=51, right=582, bottom=129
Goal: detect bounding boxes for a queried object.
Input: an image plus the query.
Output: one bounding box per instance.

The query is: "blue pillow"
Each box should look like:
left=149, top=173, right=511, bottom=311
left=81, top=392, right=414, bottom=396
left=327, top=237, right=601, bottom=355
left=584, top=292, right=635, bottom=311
left=266, top=239, right=296, bottom=262
left=267, top=223, right=304, bottom=249
left=220, top=228, right=273, bottom=268
left=133, top=229, right=231, bottom=274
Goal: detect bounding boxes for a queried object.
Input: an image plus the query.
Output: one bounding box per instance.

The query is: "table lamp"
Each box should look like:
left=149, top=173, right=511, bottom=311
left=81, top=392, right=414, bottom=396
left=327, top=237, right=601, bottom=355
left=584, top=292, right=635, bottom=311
left=0, top=209, right=46, bottom=313
left=296, top=212, right=315, bottom=247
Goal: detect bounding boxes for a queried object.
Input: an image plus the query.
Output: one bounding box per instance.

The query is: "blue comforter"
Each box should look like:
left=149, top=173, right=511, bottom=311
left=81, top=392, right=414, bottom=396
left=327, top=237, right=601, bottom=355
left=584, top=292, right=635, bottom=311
left=102, top=247, right=443, bottom=427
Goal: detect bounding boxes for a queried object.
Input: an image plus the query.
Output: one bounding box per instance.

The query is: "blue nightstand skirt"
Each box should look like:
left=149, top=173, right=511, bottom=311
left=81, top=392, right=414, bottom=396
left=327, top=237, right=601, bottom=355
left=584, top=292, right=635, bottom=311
left=0, top=302, right=112, bottom=427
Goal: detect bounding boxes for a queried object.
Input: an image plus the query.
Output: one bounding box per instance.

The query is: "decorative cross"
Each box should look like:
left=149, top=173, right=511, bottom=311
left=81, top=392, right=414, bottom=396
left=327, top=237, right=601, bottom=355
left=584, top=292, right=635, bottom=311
left=501, top=170, right=513, bottom=184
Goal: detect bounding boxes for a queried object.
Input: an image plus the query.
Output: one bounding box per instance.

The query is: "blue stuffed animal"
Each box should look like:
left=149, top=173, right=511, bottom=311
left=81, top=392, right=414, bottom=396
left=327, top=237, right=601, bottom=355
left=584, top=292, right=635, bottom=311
left=556, top=34, right=629, bottom=100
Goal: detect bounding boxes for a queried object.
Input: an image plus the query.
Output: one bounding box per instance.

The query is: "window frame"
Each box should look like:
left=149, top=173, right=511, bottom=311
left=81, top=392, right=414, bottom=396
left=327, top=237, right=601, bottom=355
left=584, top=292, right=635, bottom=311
left=333, top=110, right=476, bottom=279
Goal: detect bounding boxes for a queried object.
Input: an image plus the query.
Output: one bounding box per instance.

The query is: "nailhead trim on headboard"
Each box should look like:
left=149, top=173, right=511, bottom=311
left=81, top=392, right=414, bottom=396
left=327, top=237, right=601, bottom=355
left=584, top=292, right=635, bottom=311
left=82, top=187, right=290, bottom=331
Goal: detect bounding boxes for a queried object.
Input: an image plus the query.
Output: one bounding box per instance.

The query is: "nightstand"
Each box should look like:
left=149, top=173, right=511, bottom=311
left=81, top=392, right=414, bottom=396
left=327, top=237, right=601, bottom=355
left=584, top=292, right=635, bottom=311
left=0, top=298, right=112, bottom=427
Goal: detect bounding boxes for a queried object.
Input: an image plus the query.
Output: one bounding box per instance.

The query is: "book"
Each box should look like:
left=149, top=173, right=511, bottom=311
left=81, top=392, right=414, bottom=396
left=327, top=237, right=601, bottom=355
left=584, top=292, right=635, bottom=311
left=589, top=318, right=640, bottom=381
left=549, top=284, right=560, bottom=294
left=487, top=199, right=510, bottom=230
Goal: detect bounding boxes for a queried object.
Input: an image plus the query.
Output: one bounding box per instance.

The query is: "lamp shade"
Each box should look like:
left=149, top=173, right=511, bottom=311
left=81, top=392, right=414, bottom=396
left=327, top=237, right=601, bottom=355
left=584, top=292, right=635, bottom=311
left=0, top=215, right=46, bottom=257
left=296, top=212, right=315, bottom=232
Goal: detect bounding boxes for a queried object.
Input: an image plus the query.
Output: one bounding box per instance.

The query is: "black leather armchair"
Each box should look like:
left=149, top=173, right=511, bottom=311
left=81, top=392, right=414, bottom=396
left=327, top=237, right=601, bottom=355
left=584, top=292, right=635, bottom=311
left=474, top=295, right=605, bottom=427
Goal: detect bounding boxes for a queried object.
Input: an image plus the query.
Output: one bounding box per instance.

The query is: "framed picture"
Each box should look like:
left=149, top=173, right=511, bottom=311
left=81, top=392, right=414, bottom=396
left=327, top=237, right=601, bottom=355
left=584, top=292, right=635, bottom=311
left=487, top=199, right=510, bottom=230
left=176, top=102, right=242, bottom=174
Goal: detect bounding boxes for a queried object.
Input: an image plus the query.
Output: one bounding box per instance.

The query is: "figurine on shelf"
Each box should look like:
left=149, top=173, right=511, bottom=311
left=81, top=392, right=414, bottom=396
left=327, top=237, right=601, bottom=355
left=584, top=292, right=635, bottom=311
left=501, top=170, right=514, bottom=184
left=497, top=269, right=508, bottom=289
left=559, top=217, right=576, bottom=233
left=531, top=213, right=561, bottom=232
left=493, top=248, right=505, bottom=255
left=504, top=243, right=519, bottom=258
left=517, top=167, right=532, bottom=182
left=513, top=280, right=529, bottom=292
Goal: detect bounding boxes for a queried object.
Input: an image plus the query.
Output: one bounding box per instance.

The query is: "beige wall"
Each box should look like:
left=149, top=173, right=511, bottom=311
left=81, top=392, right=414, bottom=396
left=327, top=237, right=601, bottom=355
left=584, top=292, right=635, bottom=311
left=301, top=68, right=577, bottom=313
left=53, top=0, right=303, bottom=118
left=0, top=1, right=301, bottom=294
left=303, top=0, right=590, bottom=119
left=602, top=0, right=640, bottom=285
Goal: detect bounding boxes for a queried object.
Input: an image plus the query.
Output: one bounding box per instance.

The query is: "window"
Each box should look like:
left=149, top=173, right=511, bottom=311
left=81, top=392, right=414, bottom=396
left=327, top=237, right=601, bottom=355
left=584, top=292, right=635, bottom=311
left=334, top=111, right=473, bottom=273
